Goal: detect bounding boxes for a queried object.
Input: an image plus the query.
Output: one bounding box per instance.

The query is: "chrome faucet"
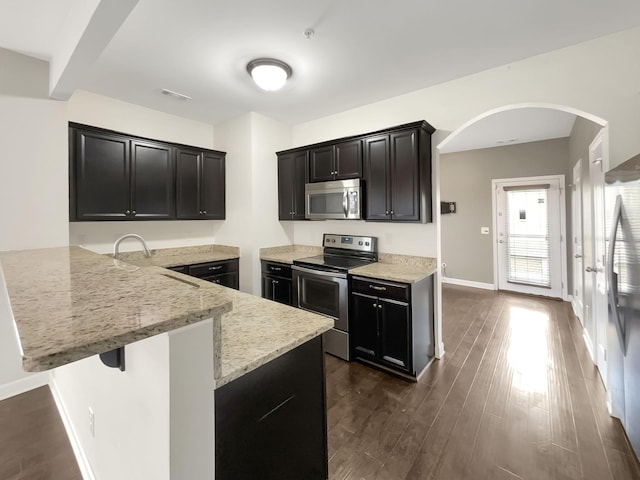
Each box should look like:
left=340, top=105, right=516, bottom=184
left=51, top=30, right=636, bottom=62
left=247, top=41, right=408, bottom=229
left=113, top=234, right=152, bottom=259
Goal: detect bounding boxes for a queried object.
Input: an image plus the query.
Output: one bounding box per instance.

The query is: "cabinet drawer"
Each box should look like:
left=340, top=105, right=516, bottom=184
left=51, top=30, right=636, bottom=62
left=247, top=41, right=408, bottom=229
left=261, top=261, right=292, bottom=278
left=201, top=272, right=238, bottom=289
left=167, top=265, right=188, bottom=274
left=350, top=276, right=409, bottom=302
left=189, top=259, right=238, bottom=277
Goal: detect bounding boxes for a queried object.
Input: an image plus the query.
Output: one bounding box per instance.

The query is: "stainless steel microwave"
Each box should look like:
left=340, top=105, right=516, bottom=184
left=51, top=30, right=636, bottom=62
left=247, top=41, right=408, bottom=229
left=305, top=178, right=361, bottom=220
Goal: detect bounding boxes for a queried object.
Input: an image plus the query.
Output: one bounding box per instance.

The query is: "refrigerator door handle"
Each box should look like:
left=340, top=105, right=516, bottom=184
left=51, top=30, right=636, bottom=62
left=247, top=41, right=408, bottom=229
left=607, top=194, right=626, bottom=354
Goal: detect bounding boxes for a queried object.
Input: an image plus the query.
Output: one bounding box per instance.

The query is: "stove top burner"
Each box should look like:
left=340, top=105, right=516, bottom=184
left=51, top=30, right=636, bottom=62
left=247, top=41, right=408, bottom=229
left=293, top=234, right=378, bottom=273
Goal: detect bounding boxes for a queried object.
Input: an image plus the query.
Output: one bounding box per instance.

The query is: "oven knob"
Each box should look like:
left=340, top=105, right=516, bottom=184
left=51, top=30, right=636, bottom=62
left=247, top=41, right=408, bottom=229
left=358, top=241, right=363, bottom=245
left=331, top=239, right=336, bottom=243
left=365, top=242, right=369, bottom=246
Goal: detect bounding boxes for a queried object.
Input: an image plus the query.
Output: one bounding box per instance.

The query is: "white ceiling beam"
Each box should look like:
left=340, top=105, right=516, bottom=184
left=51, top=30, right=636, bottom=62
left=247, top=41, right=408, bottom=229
left=49, top=0, right=138, bottom=100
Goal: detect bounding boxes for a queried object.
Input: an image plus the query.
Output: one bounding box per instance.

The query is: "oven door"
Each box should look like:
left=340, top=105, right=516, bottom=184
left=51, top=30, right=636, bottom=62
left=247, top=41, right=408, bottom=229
left=292, top=266, right=348, bottom=331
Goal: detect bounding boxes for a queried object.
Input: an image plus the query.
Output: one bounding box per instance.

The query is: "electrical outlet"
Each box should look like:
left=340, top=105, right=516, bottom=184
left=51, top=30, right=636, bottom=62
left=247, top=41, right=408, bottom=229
left=89, top=407, right=95, bottom=437
left=481, top=227, right=490, bottom=235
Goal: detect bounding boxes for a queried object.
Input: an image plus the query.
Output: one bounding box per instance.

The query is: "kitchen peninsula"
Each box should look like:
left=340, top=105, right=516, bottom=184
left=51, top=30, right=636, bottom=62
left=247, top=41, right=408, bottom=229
left=0, top=245, right=332, bottom=479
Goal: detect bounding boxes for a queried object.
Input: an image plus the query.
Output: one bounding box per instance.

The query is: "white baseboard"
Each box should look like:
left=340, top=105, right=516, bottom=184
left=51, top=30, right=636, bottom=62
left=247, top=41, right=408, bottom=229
left=583, top=329, right=596, bottom=364
left=442, top=277, right=495, bottom=291
left=0, top=372, right=48, bottom=401
left=49, top=376, right=96, bottom=480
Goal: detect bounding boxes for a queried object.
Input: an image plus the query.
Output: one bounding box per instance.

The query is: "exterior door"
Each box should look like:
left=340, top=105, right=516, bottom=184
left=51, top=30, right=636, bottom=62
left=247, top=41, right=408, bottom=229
left=495, top=176, right=566, bottom=298
left=589, top=131, right=608, bottom=385
left=572, top=160, right=585, bottom=324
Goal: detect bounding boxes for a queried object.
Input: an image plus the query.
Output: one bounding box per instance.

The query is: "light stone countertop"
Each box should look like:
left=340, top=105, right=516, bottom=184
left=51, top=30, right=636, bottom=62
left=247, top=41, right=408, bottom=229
left=115, top=244, right=239, bottom=268
left=158, top=271, right=334, bottom=388
left=260, top=244, right=437, bottom=283
left=0, top=246, right=232, bottom=372
left=349, top=253, right=438, bottom=283
left=259, top=244, right=323, bottom=264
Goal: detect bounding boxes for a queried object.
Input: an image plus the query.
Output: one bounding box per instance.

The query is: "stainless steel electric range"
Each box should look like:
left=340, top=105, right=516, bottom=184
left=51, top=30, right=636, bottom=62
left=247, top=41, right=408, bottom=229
left=292, top=233, right=378, bottom=360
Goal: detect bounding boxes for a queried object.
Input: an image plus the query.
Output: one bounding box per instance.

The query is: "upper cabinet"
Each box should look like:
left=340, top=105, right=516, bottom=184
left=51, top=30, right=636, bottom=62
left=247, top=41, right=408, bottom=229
left=277, top=120, right=434, bottom=223
left=176, top=148, right=225, bottom=220
left=277, top=150, right=308, bottom=221
left=69, top=123, right=225, bottom=221
left=364, top=122, right=433, bottom=223
left=308, top=139, right=362, bottom=183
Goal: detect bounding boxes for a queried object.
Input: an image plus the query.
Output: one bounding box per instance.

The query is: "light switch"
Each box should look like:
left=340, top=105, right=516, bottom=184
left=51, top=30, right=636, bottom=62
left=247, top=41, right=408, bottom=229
left=481, top=227, right=490, bottom=235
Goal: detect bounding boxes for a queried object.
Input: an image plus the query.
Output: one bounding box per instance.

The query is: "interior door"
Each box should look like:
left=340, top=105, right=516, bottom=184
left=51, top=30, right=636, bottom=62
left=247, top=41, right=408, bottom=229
left=589, top=131, right=608, bottom=386
left=495, top=176, right=564, bottom=298
left=572, top=160, right=585, bottom=324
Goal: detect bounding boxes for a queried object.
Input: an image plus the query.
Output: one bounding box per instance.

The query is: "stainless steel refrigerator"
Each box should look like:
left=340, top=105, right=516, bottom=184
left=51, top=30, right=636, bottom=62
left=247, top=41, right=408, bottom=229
left=605, top=153, right=640, bottom=458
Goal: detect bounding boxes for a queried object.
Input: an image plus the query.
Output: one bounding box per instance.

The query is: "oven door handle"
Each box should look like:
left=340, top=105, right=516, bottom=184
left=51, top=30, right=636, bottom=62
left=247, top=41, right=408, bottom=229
left=292, top=265, right=347, bottom=279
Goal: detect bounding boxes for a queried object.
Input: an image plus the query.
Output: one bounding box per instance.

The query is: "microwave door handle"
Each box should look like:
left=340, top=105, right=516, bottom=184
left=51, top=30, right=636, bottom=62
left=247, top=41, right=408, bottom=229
left=343, top=190, right=349, bottom=218
left=607, top=194, right=626, bottom=353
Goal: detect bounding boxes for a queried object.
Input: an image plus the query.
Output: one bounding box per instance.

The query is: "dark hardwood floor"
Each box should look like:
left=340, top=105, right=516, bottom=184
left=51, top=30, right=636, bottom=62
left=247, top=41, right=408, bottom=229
left=326, top=285, right=640, bottom=479
left=0, top=385, right=82, bottom=480
left=1, top=285, right=638, bottom=479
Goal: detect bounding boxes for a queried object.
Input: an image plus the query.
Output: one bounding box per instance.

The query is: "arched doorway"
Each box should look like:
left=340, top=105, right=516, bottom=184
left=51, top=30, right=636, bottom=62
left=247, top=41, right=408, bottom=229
left=432, top=103, right=609, bottom=386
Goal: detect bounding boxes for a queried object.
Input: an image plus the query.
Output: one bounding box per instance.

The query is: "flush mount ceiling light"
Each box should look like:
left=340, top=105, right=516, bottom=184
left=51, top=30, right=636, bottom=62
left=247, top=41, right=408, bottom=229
left=246, top=58, right=292, bottom=91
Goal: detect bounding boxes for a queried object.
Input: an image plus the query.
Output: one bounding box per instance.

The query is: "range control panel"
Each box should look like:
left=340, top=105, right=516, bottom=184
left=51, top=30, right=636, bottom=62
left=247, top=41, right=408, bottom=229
left=323, top=234, right=377, bottom=253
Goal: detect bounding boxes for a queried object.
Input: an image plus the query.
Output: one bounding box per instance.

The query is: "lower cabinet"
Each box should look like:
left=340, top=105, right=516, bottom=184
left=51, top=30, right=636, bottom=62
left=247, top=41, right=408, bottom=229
left=350, top=274, right=434, bottom=378
left=167, top=258, right=239, bottom=289
left=261, top=261, right=293, bottom=306
left=215, top=336, right=328, bottom=480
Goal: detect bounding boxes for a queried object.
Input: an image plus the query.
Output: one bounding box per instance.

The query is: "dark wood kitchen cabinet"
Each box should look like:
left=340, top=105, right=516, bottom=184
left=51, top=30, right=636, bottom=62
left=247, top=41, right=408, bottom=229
left=261, top=261, right=293, bottom=306
left=167, top=258, right=239, bottom=289
left=350, top=274, right=434, bottom=379
left=176, top=148, right=225, bottom=220
left=216, top=336, right=328, bottom=480
left=69, top=123, right=226, bottom=221
left=277, top=150, right=307, bottom=220
left=363, top=121, right=434, bottom=222
left=70, top=127, right=175, bottom=221
left=308, top=139, right=362, bottom=183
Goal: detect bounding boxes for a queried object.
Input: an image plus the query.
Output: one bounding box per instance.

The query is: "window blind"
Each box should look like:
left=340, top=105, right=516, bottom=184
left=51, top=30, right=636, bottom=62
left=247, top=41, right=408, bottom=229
left=505, top=187, right=551, bottom=288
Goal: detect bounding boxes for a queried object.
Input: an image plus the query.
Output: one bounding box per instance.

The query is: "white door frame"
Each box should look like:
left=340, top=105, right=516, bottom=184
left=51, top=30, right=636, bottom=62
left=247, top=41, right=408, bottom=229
left=491, top=174, right=568, bottom=300
left=571, top=159, right=585, bottom=325
left=589, top=128, right=609, bottom=388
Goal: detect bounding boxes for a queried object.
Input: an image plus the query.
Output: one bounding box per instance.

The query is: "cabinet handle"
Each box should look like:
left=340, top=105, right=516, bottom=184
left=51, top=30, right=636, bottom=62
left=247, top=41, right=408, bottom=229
left=132, top=210, right=136, bottom=215
left=385, top=210, right=389, bottom=215
left=214, top=279, right=220, bottom=284
left=208, top=265, right=223, bottom=271
left=271, top=267, right=282, bottom=271
left=390, top=210, right=394, bottom=215
left=378, top=304, right=383, bottom=309
left=273, top=280, right=279, bottom=285
left=373, top=303, right=378, bottom=308
left=126, top=210, right=131, bottom=214
left=369, top=285, right=387, bottom=291
left=203, top=210, right=207, bottom=214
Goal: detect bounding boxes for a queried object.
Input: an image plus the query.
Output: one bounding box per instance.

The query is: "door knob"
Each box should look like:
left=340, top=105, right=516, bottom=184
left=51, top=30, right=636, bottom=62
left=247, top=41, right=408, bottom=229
left=585, top=266, right=597, bottom=273
left=574, top=254, right=582, bottom=258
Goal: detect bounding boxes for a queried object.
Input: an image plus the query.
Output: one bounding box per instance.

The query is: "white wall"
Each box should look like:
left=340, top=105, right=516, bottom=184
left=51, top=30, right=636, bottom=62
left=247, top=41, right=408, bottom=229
left=0, top=49, right=68, bottom=396
left=67, top=90, right=222, bottom=254
left=214, top=112, right=294, bottom=294
left=50, top=320, right=215, bottom=480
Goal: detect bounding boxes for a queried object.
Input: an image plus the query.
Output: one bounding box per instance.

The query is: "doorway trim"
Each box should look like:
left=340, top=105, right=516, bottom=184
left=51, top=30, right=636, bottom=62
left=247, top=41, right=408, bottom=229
left=491, top=174, right=567, bottom=299
left=434, top=102, right=608, bottom=361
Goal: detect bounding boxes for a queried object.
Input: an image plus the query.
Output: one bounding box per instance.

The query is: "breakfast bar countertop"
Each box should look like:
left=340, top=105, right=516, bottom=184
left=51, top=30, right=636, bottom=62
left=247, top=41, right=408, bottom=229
left=0, top=246, right=233, bottom=372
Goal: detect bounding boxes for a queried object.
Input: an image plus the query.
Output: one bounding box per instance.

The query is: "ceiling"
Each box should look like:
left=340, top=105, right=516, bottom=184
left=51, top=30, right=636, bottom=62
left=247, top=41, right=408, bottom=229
left=2, top=0, right=640, bottom=133
left=439, top=108, right=578, bottom=153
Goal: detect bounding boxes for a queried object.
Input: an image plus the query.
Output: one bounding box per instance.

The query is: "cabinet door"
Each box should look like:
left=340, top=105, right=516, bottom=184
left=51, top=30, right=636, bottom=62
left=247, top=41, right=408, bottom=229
left=74, top=129, right=130, bottom=220
left=390, top=129, right=420, bottom=221
left=176, top=148, right=201, bottom=219
left=335, top=139, right=362, bottom=180
left=272, top=277, right=292, bottom=305
left=278, top=151, right=308, bottom=220
left=350, top=292, right=379, bottom=360
left=363, top=135, right=390, bottom=220
left=262, top=274, right=275, bottom=300
left=201, top=152, right=225, bottom=219
left=379, top=298, right=411, bottom=372
left=130, top=140, right=174, bottom=220
left=308, top=145, right=335, bottom=183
